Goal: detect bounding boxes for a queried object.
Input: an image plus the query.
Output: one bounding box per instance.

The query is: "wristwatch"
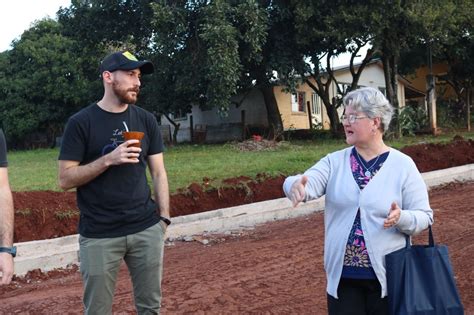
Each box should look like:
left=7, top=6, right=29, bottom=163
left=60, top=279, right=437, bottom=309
left=0, top=246, right=17, bottom=257
left=160, top=216, right=171, bottom=226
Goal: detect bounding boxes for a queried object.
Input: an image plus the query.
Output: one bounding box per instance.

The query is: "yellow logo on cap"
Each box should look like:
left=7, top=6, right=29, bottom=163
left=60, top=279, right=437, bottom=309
left=122, top=51, right=138, bottom=61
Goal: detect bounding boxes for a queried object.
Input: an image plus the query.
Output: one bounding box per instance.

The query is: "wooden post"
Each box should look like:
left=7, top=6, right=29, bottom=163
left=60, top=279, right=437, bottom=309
left=241, top=110, right=246, bottom=140
left=307, top=101, right=313, bottom=129
left=189, top=115, right=194, bottom=143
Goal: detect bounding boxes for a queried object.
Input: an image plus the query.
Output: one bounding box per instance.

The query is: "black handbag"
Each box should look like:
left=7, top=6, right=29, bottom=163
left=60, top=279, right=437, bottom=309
left=385, top=226, right=464, bottom=315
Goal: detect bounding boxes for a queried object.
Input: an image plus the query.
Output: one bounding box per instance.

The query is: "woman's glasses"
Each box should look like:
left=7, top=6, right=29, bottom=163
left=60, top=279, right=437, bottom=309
left=341, top=114, right=369, bottom=124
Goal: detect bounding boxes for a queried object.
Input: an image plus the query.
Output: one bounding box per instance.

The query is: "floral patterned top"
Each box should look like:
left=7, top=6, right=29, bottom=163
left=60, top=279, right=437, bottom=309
left=341, top=147, right=390, bottom=279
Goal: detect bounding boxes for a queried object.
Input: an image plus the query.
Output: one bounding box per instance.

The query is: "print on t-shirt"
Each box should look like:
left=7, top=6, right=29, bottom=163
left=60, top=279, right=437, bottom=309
left=101, top=128, right=127, bottom=155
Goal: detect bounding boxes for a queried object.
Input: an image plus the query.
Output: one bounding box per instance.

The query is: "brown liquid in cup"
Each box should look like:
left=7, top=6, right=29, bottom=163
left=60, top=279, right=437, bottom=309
left=123, top=131, right=144, bottom=148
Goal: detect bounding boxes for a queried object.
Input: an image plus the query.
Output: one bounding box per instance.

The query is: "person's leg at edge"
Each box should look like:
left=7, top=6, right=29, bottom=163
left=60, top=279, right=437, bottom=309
left=79, top=235, right=126, bottom=315
left=124, top=223, right=165, bottom=315
left=327, top=278, right=367, bottom=315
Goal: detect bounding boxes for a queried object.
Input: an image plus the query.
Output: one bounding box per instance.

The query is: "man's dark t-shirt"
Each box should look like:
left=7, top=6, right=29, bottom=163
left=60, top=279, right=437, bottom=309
left=59, top=103, right=164, bottom=238
left=0, top=129, right=8, bottom=167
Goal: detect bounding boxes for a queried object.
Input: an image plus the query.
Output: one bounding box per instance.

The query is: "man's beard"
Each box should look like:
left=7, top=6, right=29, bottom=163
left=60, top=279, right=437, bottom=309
left=112, top=82, right=139, bottom=104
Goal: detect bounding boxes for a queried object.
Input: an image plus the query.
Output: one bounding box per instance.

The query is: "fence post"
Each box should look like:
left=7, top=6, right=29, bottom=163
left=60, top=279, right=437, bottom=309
left=190, top=115, right=194, bottom=143
left=241, top=110, right=246, bottom=140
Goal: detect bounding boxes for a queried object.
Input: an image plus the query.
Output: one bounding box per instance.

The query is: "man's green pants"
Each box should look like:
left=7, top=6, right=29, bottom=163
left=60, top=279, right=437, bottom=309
left=79, top=223, right=166, bottom=315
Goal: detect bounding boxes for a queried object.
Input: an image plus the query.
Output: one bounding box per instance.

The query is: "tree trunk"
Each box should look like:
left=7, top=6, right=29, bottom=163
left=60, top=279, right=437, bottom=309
left=305, top=77, right=341, bottom=138
left=305, top=49, right=371, bottom=138
left=468, top=87, right=471, bottom=132
left=382, top=54, right=400, bottom=137
left=327, top=98, right=341, bottom=137
left=260, top=86, right=284, bottom=140
left=162, top=113, right=180, bottom=145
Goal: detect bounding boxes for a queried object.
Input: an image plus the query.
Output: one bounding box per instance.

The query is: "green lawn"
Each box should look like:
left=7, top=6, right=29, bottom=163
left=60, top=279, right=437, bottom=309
left=7, top=131, right=474, bottom=192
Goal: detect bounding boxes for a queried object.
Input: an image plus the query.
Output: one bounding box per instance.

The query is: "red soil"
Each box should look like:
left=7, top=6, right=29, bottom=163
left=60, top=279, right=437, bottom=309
left=1, top=137, right=473, bottom=313
left=12, top=137, right=474, bottom=243
left=1, top=181, right=473, bottom=313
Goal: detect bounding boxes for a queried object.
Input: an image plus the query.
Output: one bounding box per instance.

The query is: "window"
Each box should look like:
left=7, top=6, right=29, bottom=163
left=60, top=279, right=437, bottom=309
left=311, top=93, right=321, bottom=115
left=338, top=83, right=351, bottom=95
left=172, top=109, right=187, bottom=120
left=291, top=92, right=306, bottom=113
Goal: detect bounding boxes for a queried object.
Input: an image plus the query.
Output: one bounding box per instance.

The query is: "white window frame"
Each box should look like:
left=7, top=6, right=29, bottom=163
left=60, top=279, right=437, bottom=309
left=172, top=109, right=188, bottom=121
left=291, top=91, right=306, bottom=113
left=311, top=93, right=321, bottom=115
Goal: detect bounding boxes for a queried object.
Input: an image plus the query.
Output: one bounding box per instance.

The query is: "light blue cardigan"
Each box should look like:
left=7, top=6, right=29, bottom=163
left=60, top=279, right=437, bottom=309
left=283, top=147, right=433, bottom=298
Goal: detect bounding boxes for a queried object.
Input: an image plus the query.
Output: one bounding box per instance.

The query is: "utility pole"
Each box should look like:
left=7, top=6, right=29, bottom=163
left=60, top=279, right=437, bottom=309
left=426, top=42, right=439, bottom=135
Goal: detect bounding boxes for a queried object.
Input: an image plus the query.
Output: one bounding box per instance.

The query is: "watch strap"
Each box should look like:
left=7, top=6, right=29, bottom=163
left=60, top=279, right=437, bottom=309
left=160, top=216, right=171, bottom=226
left=0, top=246, right=17, bottom=257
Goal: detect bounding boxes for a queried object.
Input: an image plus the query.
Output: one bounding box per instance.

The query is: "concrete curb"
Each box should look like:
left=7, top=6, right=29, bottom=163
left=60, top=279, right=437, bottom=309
left=13, top=164, right=474, bottom=276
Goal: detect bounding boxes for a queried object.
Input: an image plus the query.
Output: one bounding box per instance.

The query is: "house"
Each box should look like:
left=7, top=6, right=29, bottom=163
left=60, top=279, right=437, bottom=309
left=403, top=61, right=474, bottom=132
left=404, top=62, right=456, bottom=100
left=160, top=60, right=427, bottom=143
left=160, top=88, right=269, bottom=143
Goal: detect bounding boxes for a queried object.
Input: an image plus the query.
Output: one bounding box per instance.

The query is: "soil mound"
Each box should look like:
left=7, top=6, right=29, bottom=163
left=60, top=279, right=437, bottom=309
left=401, top=138, right=474, bottom=172
left=12, top=137, right=474, bottom=243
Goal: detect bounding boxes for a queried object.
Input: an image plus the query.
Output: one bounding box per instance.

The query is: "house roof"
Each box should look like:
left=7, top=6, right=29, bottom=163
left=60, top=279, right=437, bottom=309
left=333, top=59, right=426, bottom=98
left=330, top=58, right=382, bottom=73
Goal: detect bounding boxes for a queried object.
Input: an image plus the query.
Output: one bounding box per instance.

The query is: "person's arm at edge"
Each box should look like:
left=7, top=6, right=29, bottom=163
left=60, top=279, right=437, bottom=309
left=0, top=167, right=14, bottom=285
left=148, top=153, right=170, bottom=219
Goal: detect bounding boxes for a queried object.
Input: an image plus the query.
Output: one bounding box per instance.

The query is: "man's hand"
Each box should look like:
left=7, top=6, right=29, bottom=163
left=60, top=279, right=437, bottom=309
left=384, top=202, right=401, bottom=229
left=59, top=140, right=143, bottom=191
left=106, top=140, right=142, bottom=166
left=0, top=252, right=14, bottom=285
left=289, top=176, right=308, bottom=207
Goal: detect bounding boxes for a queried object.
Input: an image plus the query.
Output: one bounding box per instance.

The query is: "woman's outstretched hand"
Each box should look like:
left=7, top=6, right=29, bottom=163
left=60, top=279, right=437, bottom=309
left=290, top=175, right=308, bottom=207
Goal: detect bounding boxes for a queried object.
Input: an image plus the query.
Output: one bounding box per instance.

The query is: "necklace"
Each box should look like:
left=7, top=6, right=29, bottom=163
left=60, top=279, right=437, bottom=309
left=355, top=149, right=381, bottom=178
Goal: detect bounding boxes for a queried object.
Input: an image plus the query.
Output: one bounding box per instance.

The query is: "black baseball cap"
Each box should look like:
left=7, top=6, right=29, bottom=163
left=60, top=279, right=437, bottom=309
left=99, top=51, right=154, bottom=75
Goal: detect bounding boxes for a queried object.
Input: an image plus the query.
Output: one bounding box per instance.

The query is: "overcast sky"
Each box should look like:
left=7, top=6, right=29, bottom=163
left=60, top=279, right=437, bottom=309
left=0, top=0, right=71, bottom=52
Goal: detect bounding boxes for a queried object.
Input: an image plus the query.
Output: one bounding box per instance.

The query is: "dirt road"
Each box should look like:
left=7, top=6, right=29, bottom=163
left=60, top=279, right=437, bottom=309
left=1, top=181, right=473, bottom=314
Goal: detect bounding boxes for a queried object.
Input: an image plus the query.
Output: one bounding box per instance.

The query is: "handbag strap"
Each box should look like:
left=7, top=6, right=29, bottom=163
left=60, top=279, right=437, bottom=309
left=428, top=225, right=434, bottom=246
left=404, top=225, right=435, bottom=248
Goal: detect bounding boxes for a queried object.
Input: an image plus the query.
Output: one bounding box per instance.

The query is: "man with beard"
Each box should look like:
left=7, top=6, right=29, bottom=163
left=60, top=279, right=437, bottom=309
left=58, top=51, right=170, bottom=314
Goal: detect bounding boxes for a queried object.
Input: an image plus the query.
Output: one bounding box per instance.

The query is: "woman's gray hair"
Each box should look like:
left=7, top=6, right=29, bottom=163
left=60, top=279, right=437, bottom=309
left=342, top=87, right=393, bottom=133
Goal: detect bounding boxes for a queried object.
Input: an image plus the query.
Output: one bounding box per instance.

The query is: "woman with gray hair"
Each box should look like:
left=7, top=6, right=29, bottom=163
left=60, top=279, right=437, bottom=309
left=283, top=87, right=433, bottom=314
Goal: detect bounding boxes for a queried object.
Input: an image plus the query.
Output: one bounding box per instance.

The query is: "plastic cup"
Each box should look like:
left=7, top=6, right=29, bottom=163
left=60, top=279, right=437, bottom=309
left=123, top=131, right=144, bottom=148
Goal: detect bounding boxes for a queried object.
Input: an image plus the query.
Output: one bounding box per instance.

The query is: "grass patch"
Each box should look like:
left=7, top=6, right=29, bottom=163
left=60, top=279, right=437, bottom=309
left=54, top=210, right=80, bottom=220
left=7, top=130, right=474, bottom=193
left=8, top=149, right=59, bottom=191
left=15, top=209, right=32, bottom=217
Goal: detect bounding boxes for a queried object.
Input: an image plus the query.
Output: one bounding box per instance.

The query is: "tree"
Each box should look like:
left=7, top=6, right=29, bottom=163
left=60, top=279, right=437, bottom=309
left=370, top=0, right=464, bottom=136
left=0, top=19, right=93, bottom=147
left=277, top=0, right=375, bottom=136
left=58, top=0, right=156, bottom=53
left=433, top=1, right=474, bottom=131
left=59, top=0, right=273, bottom=141
left=149, top=0, right=274, bottom=139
